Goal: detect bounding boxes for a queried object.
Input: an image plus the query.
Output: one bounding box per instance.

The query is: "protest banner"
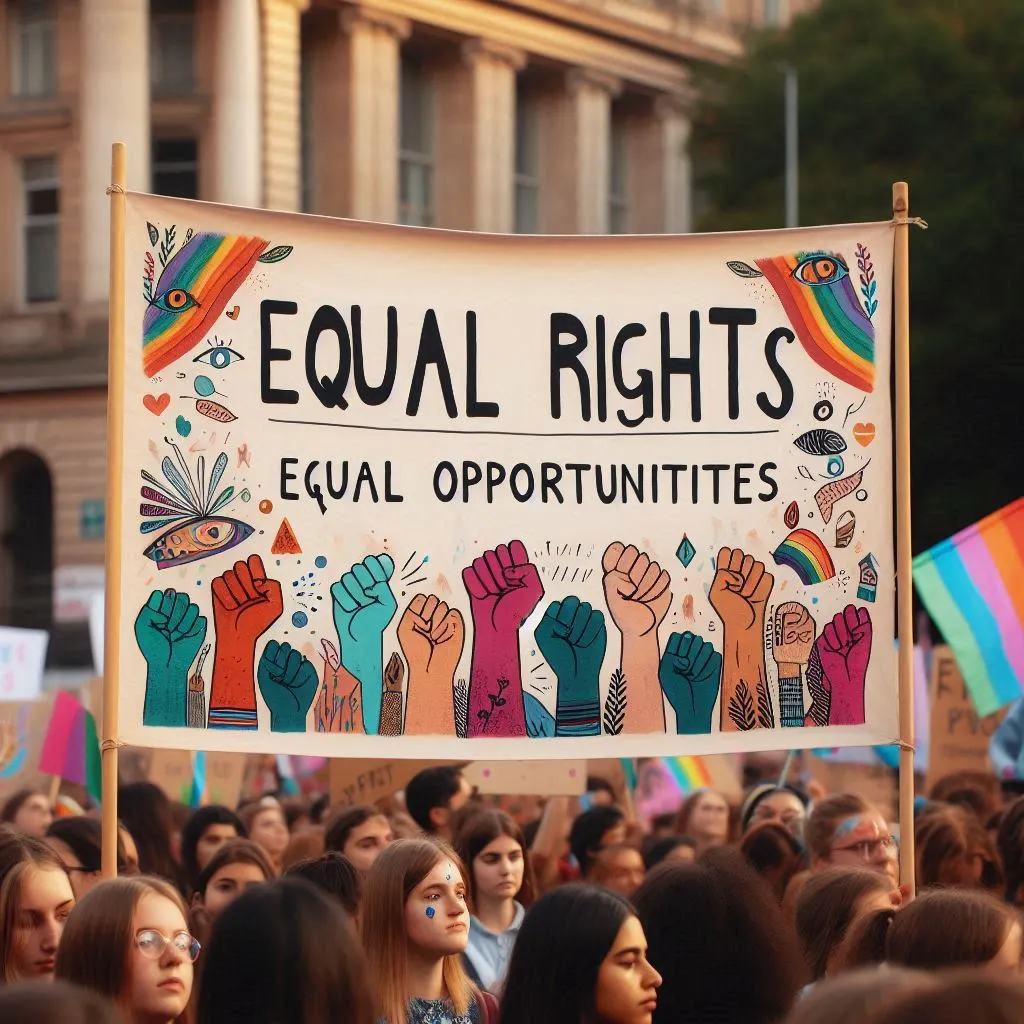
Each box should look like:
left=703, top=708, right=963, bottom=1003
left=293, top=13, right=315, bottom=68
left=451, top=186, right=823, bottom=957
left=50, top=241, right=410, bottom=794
left=925, top=645, right=1006, bottom=792
left=0, top=627, right=48, bottom=703
left=105, top=185, right=900, bottom=763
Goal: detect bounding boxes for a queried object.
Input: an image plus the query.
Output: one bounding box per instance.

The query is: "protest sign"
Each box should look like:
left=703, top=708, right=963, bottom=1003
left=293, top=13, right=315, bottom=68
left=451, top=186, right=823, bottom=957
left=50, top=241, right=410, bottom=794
left=463, top=759, right=585, bottom=796
left=328, top=759, right=455, bottom=808
left=0, top=627, right=48, bottom=702
left=112, top=193, right=896, bottom=758
left=925, top=645, right=1006, bottom=791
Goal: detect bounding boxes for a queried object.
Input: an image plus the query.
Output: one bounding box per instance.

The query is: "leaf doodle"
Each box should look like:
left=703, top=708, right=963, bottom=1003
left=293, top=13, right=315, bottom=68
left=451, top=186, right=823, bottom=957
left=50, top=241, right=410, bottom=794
left=603, top=669, right=626, bottom=735
left=727, top=260, right=764, bottom=279
left=728, top=680, right=757, bottom=731
left=257, top=245, right=294, bottom=264
left=804, top=647, right=830, bottom=727
left=477, top=677, right=510, bottom=732
left=147, top=222, right=159, bottom=246
left=757, top=682, right=775, bottom=729
left=158, top=225, right=177, bottom=267
left=454, top=678, right=469, bottom=739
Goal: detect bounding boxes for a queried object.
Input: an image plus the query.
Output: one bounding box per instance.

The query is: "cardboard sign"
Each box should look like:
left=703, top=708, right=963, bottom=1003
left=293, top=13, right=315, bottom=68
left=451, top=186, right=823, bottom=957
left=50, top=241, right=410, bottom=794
left=925, top=645, right=1006, bottom=791
left=463, top=759, right=585, bottom=796
left=0, top=694, right=56, bottom=799
left=328, top=759, right=459, bottom=809
left=0, top=628, right=48, bottom=702
left=203, top=752, right=247, bottom=808
left=113, top=193, right=897, bottom=759
left=147, top=748, right=193, bottom=804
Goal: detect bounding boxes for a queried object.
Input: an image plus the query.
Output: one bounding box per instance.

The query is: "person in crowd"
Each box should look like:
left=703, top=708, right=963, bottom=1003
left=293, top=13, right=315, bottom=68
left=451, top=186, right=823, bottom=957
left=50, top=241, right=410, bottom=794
left=0, top=979, right=121, bottom=1024
left=739, top=821, right=807, bottom=903
left=569, top=806, right=628, bottom=879
left=864, top=971, right=1024, bottom=1024
left=634, top=848, right=806, bottom=1024
left=286, top=851, right=361, bottom=917
left=803, top=793, right=899, bottom=884
left=915, top=802, right=1002, bottom=891
left=500, top=884, right=661, bottom=1024
left=997, top=795, right=1024, bottom=905
left=238, top=796, right=289, bottom=874
left=198, top=877, right=376, bottom=1024
left=646, top=814, right=680, bottom=842
left=641, top=836, right=696, bottom=871
left=795, top=867, right=900, bottom=984
left=584, top=776, right=618, bottom=808
left=191, top=839, right=274, bottom=922
left=179, top=805, right=246, bottom=894
left=0, top=828, right=75, bottom=983
left=361, top=838, right=495, bottom=1024
left=0, top=789, right=53, bottom=837
left=282, top=798, right=313, bottom=834
left=841, top=888, right=1022, bottom=973
left=117, top=783, right=186, bottom=891
left=590, top=844, right=646, bottom=899
left=55, top=876, right=196, bottom=1023
left=281, top=826, right=325, bottom=871
left=325, top=805, right=395, bottom=872
left=674, top=789, right=731, bottom=857
left=454, top=810, right=535, bottom=993
left=404, top=767, right=475, bottom=841
left=46, top=817, right=129, bottom=901
left=740, top=783, right=810, bottom=838
left=783, top=967, right=935, bottom=1024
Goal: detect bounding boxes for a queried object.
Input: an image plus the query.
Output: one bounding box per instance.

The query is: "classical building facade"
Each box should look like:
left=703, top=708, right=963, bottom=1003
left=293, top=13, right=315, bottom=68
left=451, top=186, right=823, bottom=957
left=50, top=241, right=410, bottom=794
left=0, top=0, right=813, bottom=674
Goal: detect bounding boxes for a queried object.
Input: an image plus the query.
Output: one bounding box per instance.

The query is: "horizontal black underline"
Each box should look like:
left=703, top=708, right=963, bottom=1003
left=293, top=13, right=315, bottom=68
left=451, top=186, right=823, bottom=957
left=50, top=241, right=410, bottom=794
left=267, top=417, right=781, bottom=439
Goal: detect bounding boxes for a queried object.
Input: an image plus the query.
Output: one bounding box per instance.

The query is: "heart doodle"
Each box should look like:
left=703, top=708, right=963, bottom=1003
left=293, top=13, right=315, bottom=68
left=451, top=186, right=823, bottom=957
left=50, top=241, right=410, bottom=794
left=226, top=306, right=240, bottom=320
left=852, top=422, right=875, bottom=447
left=143, top=393, right=170, bottom=416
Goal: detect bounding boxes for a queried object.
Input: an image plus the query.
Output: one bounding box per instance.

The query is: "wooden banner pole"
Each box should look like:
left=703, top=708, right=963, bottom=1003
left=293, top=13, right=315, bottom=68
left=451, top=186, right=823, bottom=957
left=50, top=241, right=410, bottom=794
left=101, top=143, right=128, bottom=878
left=893, top=182, right=916, bottom=896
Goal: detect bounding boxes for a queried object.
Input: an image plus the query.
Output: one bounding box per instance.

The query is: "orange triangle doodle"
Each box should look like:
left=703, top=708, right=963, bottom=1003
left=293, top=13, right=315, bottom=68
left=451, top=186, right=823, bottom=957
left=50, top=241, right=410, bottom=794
left=271, top=518, right=302, bottom=555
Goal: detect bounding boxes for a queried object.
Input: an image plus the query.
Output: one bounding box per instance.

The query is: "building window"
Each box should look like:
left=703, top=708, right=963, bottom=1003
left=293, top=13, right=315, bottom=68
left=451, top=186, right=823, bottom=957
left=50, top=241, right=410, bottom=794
left=514, top=84, right=540, bottom=234
left=150, top=0, right=196, bottom=97
left=22, top=156, right=59, bottom=304
left=9, top=0, right=56, bottom=99
left=609, top=114, right=628, bottom=235
left=398, top=56, right=435, bottom=227
left=152, top=138, right=199, bottom=199
left=764, top=0, right=784, bottom=25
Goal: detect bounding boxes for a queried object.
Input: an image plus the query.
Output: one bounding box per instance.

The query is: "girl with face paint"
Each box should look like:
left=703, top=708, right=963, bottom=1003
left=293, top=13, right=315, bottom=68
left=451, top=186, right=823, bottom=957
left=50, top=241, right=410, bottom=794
left=362, top=839, right=496, bottom=1024
left=804, top=793, right=900, bottom=886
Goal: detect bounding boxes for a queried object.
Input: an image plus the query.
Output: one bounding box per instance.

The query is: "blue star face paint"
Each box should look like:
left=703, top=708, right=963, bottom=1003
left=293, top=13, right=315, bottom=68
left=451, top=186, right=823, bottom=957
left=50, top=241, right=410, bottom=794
left=425, top=907, right=436, bottom=919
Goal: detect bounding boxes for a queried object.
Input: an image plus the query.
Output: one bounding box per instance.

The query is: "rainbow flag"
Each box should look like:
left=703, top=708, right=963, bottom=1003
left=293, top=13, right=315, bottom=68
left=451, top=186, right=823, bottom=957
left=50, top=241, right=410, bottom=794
left=913, top=498, right=1024, bottom=716
left=663, top=756, right=713, bottom=791
left=38, top=692, right=102, bottom=803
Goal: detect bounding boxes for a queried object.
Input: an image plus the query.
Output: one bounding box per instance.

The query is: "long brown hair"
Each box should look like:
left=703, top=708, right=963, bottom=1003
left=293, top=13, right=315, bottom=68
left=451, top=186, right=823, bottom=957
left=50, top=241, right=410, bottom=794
left=193, top=839, right=273, bottom=903
left=795, top=867, right=893, bottom=979
left=0, top=827, right=72, bottom=982
left=55, top=876, right=189, bottom=1014
left=361, top=839, right=473, bottom=1024
left=453, top=809, right=536, bottom=908
left=841, top=888, right=1020, bottom=971
left=916, top=804, right=1002, bottom=890
left=804, top=793, right=872, bottom=864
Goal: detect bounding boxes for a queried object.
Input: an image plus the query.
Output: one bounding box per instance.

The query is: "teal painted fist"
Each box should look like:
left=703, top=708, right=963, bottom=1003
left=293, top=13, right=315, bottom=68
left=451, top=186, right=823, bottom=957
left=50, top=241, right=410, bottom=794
left=257, top=640, right=319, bottom=733
left=534, top=596, right=606, bottom=737
left=659, top=631, right=722, bottom=735
left=135, top=589, right=207, bottom=728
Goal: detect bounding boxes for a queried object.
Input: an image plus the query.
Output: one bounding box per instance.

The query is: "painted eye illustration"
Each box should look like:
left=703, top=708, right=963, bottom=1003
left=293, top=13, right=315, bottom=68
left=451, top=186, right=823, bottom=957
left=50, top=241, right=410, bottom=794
left=152, top=287, right=199, bottom=313
left=194, top=343, right=244, bottom=369
left=793, top=254, right=849, bottom=286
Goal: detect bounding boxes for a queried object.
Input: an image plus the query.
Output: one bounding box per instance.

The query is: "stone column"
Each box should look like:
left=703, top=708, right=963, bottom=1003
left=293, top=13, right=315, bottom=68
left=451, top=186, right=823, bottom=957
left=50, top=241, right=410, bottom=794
left=79, top=0, right=149, bottom=307
left=657, top=94, right=693, bottom=234
left=465, top=40, right=525, bottom=233
left=629, top=93, right=693, bottom=234
left=340, top=5, right=410, bottom=222
left=539, top=69, right=620, bottom=234
left=213, top=0, right=262, bottom=207
left=261, top=0, right=310, bottom=211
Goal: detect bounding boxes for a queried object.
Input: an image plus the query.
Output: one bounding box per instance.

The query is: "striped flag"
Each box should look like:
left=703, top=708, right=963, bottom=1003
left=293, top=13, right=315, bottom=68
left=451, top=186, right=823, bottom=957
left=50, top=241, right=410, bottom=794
left=913, top=497, right=1024, bottom=716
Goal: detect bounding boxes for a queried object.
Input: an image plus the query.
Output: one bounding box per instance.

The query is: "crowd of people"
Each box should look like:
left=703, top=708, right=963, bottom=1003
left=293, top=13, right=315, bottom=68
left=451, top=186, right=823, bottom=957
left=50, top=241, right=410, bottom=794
left=0, top=763, right=1021, bottom=1023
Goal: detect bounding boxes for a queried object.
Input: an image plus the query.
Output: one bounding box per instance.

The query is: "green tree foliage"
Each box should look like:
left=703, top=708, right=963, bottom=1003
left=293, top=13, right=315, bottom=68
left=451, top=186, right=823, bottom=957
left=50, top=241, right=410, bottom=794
left=692, top=0, right=1024, bottom=550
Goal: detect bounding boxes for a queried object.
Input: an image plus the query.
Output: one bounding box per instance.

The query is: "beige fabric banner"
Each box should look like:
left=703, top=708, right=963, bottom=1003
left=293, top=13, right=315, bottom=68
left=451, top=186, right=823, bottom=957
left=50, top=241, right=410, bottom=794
left=115, top=193, right=896, bottom=758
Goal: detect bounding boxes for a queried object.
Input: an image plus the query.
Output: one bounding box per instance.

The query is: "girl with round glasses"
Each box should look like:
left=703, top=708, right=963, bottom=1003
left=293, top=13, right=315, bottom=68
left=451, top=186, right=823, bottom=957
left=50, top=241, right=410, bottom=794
left=56, top=876, right=198, bottom=1023
left=804, top=793, right=900, bottom=885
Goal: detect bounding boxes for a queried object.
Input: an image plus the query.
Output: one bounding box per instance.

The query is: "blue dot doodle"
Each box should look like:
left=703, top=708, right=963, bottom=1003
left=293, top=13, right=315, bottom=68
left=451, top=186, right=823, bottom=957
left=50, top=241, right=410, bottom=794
left=292, top=611, right=308, bottom=628
left=194, top=375, right=215, bottom=397
left=425, top=907, right=435, bottom=919
left=315, top=555, right=327, bottom=569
